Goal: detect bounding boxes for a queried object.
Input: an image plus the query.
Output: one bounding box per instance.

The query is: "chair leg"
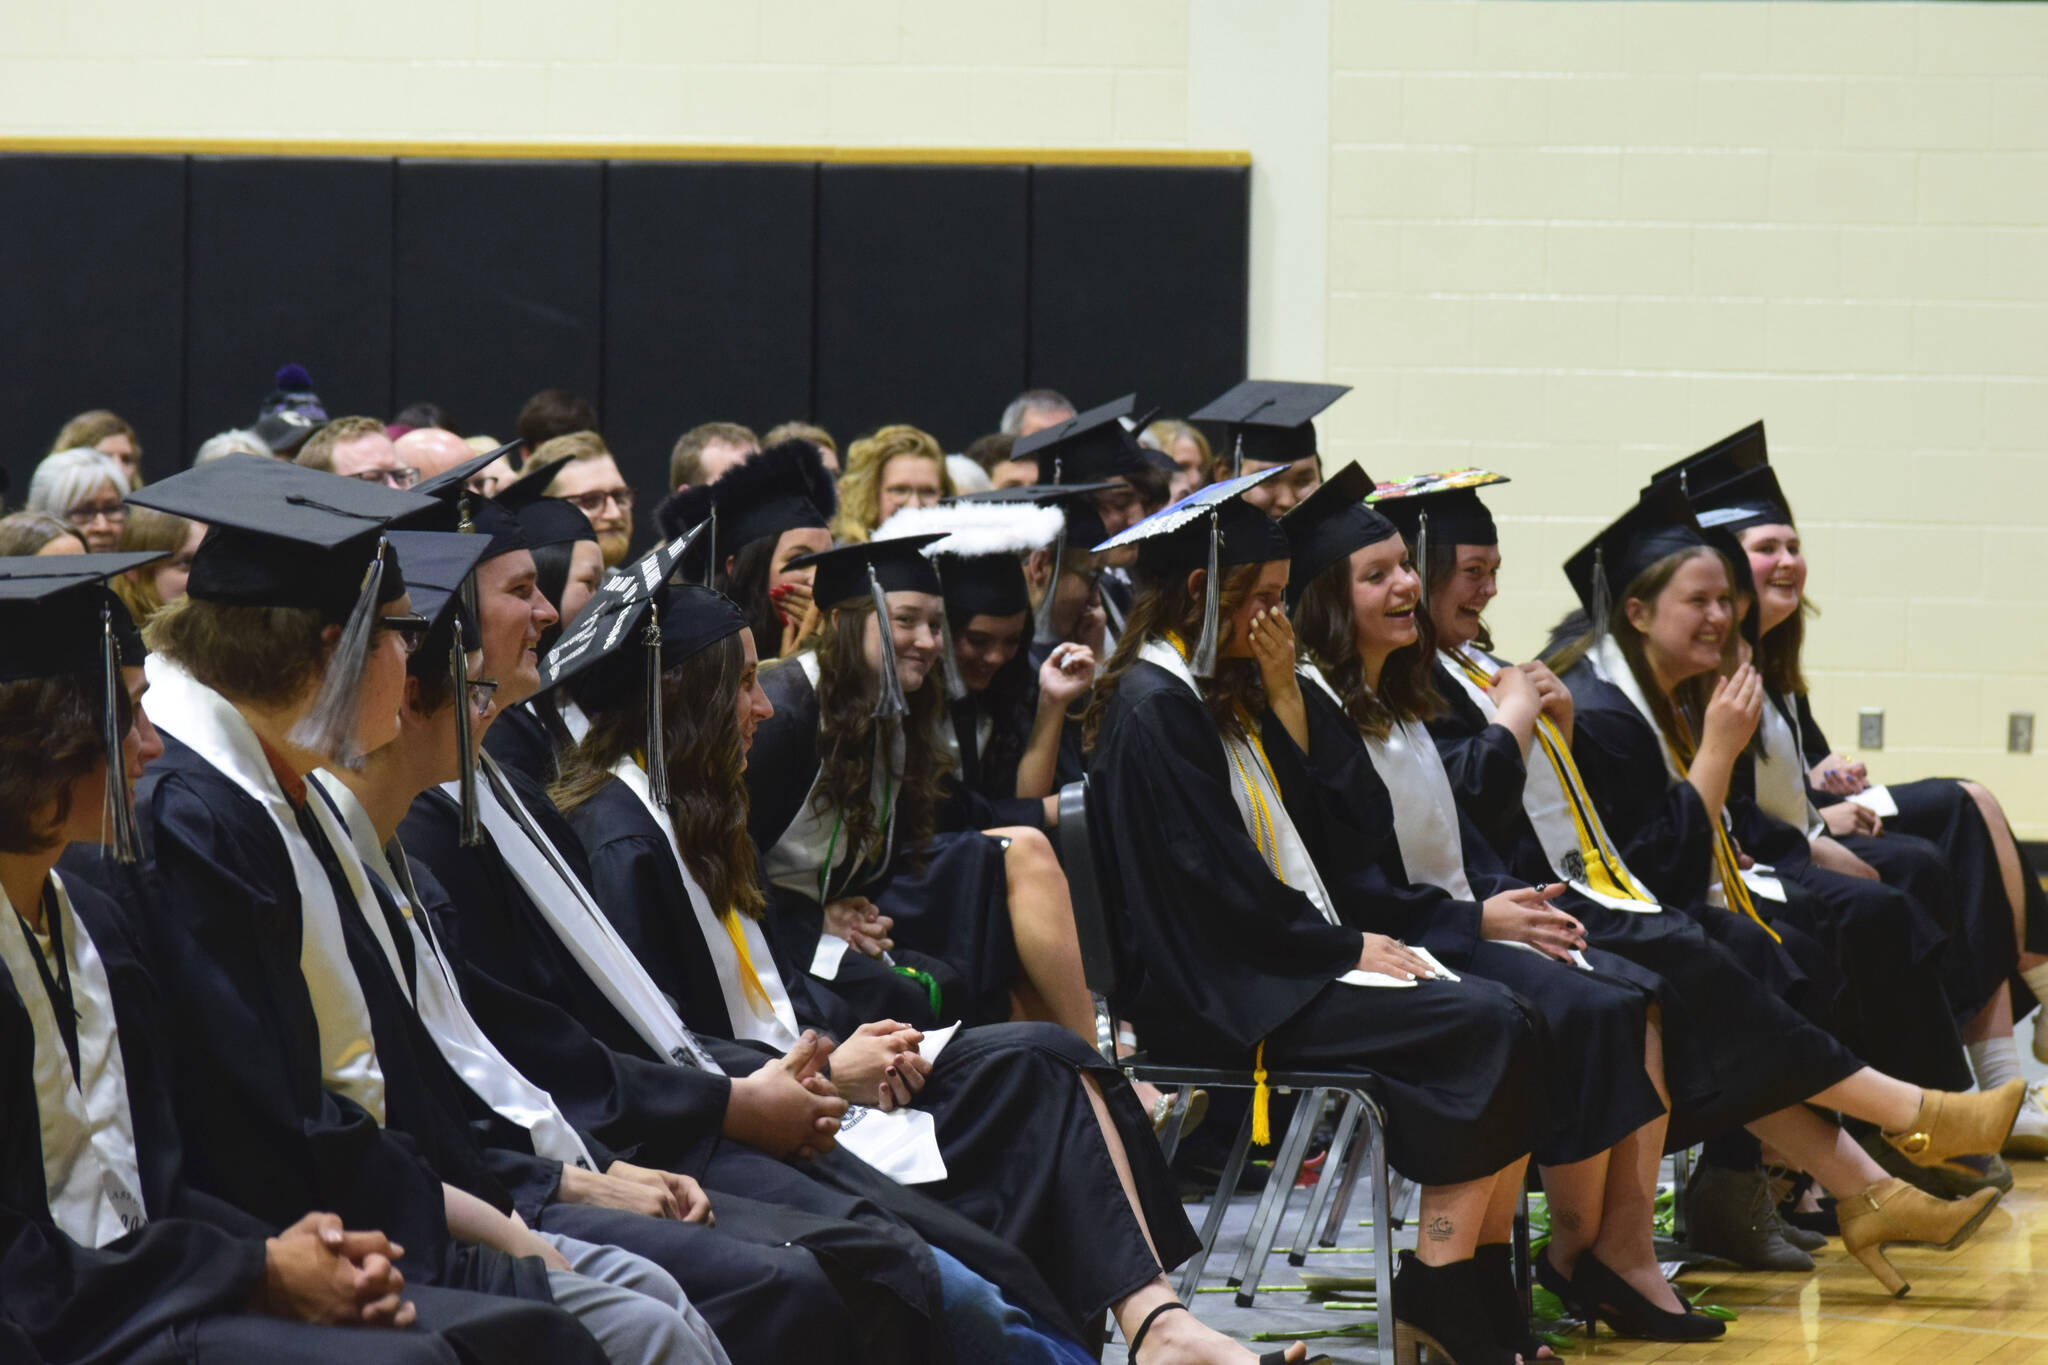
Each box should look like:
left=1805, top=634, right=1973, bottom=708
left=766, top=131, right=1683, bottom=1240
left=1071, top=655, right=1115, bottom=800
left=1157, top=1084, right=1195, bottom=1166
left=1176, top=1104, right=1256, bottom=1301
left=1231, top=1089, right=1325, bottom=1306
left=1288, top=1095, right=1361, bottom=1266
left=1364, top=1099, right=1397, bottom=1365
left=1317, top=1103, right=1373, bottom=1249
left=1671, top=1144, right=1694, bottom=1241
left=1514, top=1187, right=1532, bottom=1318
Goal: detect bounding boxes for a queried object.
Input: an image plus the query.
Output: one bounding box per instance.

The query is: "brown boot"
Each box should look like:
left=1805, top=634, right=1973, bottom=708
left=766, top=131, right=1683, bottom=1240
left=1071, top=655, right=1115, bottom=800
left=1883, top=1079, right=2026, bottom=1175
left=1836, top=1177, right=2001, bottom=1297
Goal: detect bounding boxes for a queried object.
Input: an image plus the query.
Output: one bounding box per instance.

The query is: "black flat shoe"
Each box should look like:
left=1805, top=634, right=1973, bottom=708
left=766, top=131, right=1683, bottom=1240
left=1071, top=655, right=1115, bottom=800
left=1569, top=1252, right=1726, bottom=1342
left=1123, top=1301, right=1330, bottom=1365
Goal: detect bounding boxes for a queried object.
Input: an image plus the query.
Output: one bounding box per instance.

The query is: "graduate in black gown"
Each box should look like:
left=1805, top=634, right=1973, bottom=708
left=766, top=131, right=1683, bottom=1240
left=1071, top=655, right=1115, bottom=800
left=1010, top=394, right=1157, bottom=642
left=1539, top=484, right=2025, bottom=1293
left=479, top=490, right=605, bottom=789
left=0, top=553, right=608, bottom=1365
left=735, top=537, right=1102, bottom=1043
left=1081, top=469, right=1549, bottom=1365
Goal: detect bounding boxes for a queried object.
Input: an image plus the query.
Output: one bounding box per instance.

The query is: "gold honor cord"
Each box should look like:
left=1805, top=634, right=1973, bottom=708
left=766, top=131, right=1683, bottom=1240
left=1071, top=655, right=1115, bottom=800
left=1666, top=723, right=1781, bottom=944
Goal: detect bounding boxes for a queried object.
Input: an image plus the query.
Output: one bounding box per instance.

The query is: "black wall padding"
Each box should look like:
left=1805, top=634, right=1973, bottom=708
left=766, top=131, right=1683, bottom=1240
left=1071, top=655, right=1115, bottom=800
left=603, top=161, right=816, bottom=503
left=814, top=165, right=1031, bottom=453
left=0, top=155, right=186, bottom=503
left=1028, top=165, right=1250, bottom=420
left=184, top=156, right=395, bottom=445
left=393, top=159, right=604, bottom=445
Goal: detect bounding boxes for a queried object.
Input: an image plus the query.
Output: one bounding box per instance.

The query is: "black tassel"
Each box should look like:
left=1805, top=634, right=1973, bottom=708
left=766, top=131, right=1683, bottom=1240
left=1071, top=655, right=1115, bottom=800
left=100, top=604, right=140, bottom=865
left=452, top=636, right=482, bottom=846
left=1190, top=508, right=1222, bottom=678
left=1591, top=546, right=1613, bottom=643
left=1414, top=507, right=1432, bottom=615
left=644, top=612, right=669, bottom=808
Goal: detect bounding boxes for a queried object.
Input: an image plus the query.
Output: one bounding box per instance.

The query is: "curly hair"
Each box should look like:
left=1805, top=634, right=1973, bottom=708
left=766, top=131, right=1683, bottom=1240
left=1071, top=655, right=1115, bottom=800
left=1082, top=561, right=1268, bottom=750
left=1290, top=552, right=1443, bottom=741
left=808, top=597, right=946, bottom=867
left=0, top=675, right=103, bottom=854
left=552, top=632, right=766, bottom=919
left=831, top=425, right=952, bottom=543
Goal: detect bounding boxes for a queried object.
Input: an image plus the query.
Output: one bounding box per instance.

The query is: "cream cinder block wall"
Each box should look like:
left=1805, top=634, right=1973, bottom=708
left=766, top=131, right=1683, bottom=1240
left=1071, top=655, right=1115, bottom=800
left=1325, top=0, right=2048, bottom=836
left=4, top=0, right=2045, bottom=828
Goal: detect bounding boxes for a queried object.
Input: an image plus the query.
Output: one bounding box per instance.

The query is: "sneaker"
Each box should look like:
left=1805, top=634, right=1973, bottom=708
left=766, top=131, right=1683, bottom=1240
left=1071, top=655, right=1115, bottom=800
left=2003, top=1084, right=2048, bottom=1159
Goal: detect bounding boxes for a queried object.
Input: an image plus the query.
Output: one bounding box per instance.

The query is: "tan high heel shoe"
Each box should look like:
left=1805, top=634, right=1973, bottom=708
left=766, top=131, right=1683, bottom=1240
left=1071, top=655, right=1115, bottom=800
left=1883, top=1079, right=2026, bottom=1175
left=1836, top=1177, right=2001, bottom=1297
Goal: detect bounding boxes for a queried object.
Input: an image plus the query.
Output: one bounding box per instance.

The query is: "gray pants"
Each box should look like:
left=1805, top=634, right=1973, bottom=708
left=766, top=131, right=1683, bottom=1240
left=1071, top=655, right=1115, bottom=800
left=537, top=1230, right=732, bottom=1365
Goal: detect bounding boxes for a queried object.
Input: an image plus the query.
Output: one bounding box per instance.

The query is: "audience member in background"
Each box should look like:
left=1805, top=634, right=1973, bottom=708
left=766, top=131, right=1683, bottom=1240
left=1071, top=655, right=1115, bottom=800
left=112, top=505, right=202, bottom=630
left=1140, top=419, right=1212, bottom=503
left=28, top=448, right=130, bottom=553
left=51, top=409, right=144, bottom=488
left=946, top=455, right=993, bottom=496
left=251, top=364, right=328, bottom=459
left=999, top=390, right=1076, bottom=438
left=537, top=431, right=636, bottom=567
left=465, top=437, right=517, bottom=494
left=831, top=426, right=953, bottom=544
left=0, top=512, right=84, bottom=556
left=518, top=389, right=600, bottom=460
left=391, top=400, right=453, bottom=436
left=762, top=421, right=839, bottom=476
left=295, top=417, right=420, bottom=489
left=668, top=423, right=760, bottom=491
left=195, top=428, right=270, bottom=464
left=965, top=433, right=1035, bottom=490
left=398, top=428, right=480, bottom=483
left=1188, top=381, right=1347, bottom=517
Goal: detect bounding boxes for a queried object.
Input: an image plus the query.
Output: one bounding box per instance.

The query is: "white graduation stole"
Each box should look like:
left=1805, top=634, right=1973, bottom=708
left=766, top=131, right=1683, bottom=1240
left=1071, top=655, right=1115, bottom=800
left=0, top=872, right=148, bottom=1247
left=1755, top=694, right=1825, bottom=839
left=1440, top=647, right=1659, bottom=913
left=760, top=651, right=903, bottom=908
left=143, top=658, right=390, bottom=1122
left=309, top=773, right=597, bottom=1170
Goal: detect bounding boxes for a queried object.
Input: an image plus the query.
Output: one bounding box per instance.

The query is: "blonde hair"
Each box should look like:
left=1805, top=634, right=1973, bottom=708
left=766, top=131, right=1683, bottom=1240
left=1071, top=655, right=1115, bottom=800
left=668, top=422, right=760, bottom=489
left=831, top=424, right=951, bottom=543
left=763, top=421, right=837, bottom=455
left=295, top=416, right=389, bottom=472
left=533, top=429, right=611, bottom=470
left=1142, top=419, right=1210, bottom=467
left=111, top=505, right=196, bottom=629
left=53, top=409, right=139, bottom=459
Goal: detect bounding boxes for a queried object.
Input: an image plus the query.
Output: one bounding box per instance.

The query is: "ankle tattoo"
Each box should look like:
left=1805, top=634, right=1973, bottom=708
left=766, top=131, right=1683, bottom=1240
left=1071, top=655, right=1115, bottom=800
left=1425, top=1215, right=1454, bottom=1243
left=1555, top=1209, right=1582, bottom=1233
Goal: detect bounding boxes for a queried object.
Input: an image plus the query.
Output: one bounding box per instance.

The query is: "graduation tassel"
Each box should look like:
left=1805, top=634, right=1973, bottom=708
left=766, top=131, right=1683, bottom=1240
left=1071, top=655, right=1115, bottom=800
left=290, top=537, right=387, bottom=765
left=1413, top=507, right=1432, bottom=615
left=1230, top=432, right=1244, bottom=479
left=451, top=634, right=483, bottom=847
left=644, top=612, right=670, bottom=808
left=932, top=565, right=967, bottom=700
left=100, top=603, right=141, bottom=865
left=1251, top=1039, right=1272, bottom=1147
left=867, top=564, right=909, bottom=722
left=1031, top=525, right=1066, bottom=646
left=1590, top=545, right=1613, bottom=643
left=1189, top=508, right=1222, bottom=678
left=702, top=506, right=718, bottom=589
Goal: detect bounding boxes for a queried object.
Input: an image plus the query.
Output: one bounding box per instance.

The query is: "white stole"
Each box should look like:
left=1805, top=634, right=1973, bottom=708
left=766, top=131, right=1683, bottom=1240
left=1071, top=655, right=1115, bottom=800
left=143, top=658, right=389, bottom=1121
left=0, top=873, right=147, bottom=1246
left=310, top=773, right=597, bottom=1170
left=760, top=652, right=902, bottom=909
left=466, top=757, right=719, bottom=1072
left=1756, top=696, right=1825, bottom=839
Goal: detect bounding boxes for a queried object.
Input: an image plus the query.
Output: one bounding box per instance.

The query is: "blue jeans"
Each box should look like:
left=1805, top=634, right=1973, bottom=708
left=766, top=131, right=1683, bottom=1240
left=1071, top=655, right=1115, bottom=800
left=931, top=1247, right=1100, bottom=1365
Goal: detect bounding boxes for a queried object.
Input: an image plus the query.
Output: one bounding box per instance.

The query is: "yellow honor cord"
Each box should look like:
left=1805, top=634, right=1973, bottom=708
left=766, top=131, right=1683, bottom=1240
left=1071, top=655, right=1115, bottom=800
left=638, top=750, right=778, bottom=1009
left=1666, top=727, right=1781, bottom=944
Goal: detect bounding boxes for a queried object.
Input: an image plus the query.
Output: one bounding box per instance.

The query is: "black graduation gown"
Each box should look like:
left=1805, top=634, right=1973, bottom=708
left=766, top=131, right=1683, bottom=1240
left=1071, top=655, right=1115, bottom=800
left=1421, top=661, right=1861, bottom=1150
left=129, top=736, right=556, bottom=1303
left=401, top=772, right=1086, bottom=1351
left=937, top=691, right=1048, bottom=833
left=1560, top=665, right=1973, bottom=1093
left=3, top=868, right=606, bottom=1365
left=746, top=659, right=1017, bottom=1028
left=480, top=701, right=563, bottom=790
left=1084, top=659, right=1544, bottom=1187
left=1287, top=683, right=1665, bottom=1167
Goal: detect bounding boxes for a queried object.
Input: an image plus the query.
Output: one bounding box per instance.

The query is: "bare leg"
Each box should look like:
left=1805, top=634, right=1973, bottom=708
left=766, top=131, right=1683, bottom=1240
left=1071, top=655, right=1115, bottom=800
left=1537, top=1152, right=1607, bottom=1277
left=1584, top=1019, right=1680, bottom=1311
left=1417, top=1171, right=1501, bottom=1267
left=1960, top=782, right=2046, bottom=972
left=1747, top=1106, right=1888, bottom=1197
left=1080, top=1076, right=1308, bottom=1365
left=1480, top=1155, right=1529, bottom=1245
left=1809, top=1068, right=1922, bottom=1133
left=989, top=826, right=1099, bottom=1042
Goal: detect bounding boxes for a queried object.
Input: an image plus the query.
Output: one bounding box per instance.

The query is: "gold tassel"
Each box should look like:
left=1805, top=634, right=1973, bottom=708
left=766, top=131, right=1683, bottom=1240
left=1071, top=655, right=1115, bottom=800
left=1252, top=1040, right=1272, bottom=1147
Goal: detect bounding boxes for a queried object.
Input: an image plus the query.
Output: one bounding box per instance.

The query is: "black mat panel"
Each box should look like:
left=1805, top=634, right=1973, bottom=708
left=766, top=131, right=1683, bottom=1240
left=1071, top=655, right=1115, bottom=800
left=603, top=160, right=816, bottom=502
left=0, top=155, right=185, bottom=497
left=393, top=159, right=604, bottom=443
left=1028, top=165, right=1251, bottom=420
left=185, top=156, right=394, bottom=452
left=814, top=164, right=1030, bottom=453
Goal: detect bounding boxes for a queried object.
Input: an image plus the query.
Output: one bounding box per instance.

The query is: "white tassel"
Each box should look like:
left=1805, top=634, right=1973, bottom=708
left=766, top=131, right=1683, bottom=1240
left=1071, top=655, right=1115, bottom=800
left=289, top=538, right=387, bottom=765
left=1032, top=527, right=1066, bottom=645
left=868, top=564, right=910, bottom=721
left=100, top=604, right=140, bottom=865
left=644, top=612, right=670, bottom=808
left=1190, top=508, right=1222, bottom=678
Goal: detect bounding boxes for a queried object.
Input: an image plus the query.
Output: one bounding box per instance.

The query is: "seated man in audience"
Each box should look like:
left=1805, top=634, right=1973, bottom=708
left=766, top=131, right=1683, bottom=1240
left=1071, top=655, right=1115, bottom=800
left=517, top=388, right=599, bottom=462
left=537, top=431, right=636, bottom=566
left=668, top=422, right=760, bottom=491
left=297, top=416, right=422, bottom=490
left=398, top=427, right=482, bottom=484
left=999, top=389, right=1076, bottom=438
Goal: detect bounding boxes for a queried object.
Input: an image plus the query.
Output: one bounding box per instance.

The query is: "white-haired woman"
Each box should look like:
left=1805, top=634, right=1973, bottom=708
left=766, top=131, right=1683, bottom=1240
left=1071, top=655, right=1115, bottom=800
left=27, top=447, right=130, bottom=553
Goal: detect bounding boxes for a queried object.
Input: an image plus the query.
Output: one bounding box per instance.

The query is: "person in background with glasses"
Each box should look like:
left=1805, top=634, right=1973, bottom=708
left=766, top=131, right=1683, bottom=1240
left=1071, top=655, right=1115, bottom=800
left=536, top=431, right=637, bottom=567
left=295, top=416, right=422, bottom=490
left=25, top=447, right=130, bottom=552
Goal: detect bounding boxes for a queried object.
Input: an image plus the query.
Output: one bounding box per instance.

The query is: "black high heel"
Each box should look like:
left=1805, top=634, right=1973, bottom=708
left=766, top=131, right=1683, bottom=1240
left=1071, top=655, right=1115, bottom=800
left=1474, top=1243, right=1554, bottom=1360
left=1123, top=1301, right=1331, bottom=1365
left=1391, top=1252, right=1518, bottom=1364
left=1569, top=1252, right=1725, bottom=1342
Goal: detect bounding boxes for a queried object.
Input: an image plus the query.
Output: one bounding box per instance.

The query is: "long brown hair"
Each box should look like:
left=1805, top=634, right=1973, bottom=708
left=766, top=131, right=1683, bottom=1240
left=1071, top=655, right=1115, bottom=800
left=1082, top=561, right=1267, bottom=749
left=1754, top=597, right=1816, bottom=698
left=552, top=632, right=766, bottom=919
left=806, top=596, right=946, bottom=866
left=1291, top=550, right=1443, bottom=741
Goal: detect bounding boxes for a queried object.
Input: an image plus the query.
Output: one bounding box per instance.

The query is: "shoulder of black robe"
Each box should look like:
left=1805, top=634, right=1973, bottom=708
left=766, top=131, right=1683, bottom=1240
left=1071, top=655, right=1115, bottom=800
left=130, top=736, right=463, bottom=1279
left=747, top=659, right=824, bottom=854
left=1084, top=660, right=1363, bottom=1058
left=1554, top=664, right=1717, bottom=910
left=1422, top=657, right=1531, bottom=839
left=562, top=780, right=739, bottom=1042
left=1794, top=692, right=1832, bottom=767
left=481, top=702, right=561, bottom=789
left=399, top=785, right=730, bottom=1177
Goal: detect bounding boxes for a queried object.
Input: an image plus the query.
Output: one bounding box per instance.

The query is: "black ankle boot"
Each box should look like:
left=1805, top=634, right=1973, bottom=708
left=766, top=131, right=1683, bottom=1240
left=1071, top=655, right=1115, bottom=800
left=1473, top=1244, right=1551, bottom=1360
left=1392, top=1251, right=1517, bottom=1365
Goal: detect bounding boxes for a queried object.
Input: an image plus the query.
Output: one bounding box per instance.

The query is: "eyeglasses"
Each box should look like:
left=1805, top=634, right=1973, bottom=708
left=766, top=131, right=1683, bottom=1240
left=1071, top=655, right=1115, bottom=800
left=883, top=486, right=941, bottom=505
left=68, top=501, right=127, bottom=526
left=378, top=614, right=432, bottom=655
left=561, top=488, right=635, bottom=515
left=344, top=466, right=421, bottom=490
left=466, top=677, right=500, bottom=716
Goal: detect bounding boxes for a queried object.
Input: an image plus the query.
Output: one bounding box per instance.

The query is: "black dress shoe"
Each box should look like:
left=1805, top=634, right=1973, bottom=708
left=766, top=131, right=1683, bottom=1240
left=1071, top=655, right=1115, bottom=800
left=1570, top=1253, right=1726, bottom=1342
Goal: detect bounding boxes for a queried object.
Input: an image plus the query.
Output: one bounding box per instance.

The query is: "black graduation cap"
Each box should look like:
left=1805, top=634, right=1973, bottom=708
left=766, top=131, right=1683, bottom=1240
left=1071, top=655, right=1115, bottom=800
left=1367, top=469, right=1512, bottom=612
left=516, top=498, right=597, bottom=551
left=876, top=501, right=1064, bottom=696
left=414, top=440, right=525, bottom=502
left=396, top=447, right=532, bottom=558
left=488, top=453, right=574, bottom=513
left=948, top=481, right=1123, bottom=645
left=1011, top=394, right=1148, bottom=486
left=1278, top=463, right=1392, bottom=609
left=1189, top=380, right=1351, bottom=476
left=0, top=554, right=169, bottom=861
left=1650, top=421, right=1768, bottom=498
left=1684, top=463, right=1795, bottom=535
left=1094, top=468, right=1291, bottom=676
left=1562, top=480, right=1707, bottom=632
left=785, top=536, right=946, bottom=718
left=654, top=439, right=837, bottom=583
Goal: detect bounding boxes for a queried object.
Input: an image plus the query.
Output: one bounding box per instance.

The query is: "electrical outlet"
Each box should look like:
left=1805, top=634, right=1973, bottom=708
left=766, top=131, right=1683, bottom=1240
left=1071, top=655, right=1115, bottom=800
left=2010, top=713, right=2034, bottom=755
left=1858, top=708, right=1884, bottom=750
